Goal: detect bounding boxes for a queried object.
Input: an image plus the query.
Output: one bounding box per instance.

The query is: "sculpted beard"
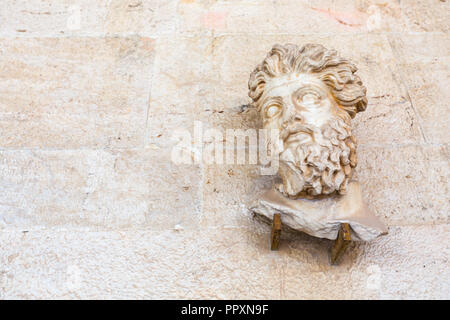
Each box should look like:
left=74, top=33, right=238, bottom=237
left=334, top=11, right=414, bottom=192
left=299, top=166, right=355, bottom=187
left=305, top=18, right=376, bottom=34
left=275, top=113, right=357, bottom=198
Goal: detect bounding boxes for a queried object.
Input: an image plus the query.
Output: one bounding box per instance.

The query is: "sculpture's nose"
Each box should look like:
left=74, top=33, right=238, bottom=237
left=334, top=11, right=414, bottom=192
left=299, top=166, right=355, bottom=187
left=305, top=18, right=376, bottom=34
left=281, top=113, right=303, bottom=132
left=281, top=101, right=299, bottom=124
left=293, top=114, right=304, bottom=123
left=285, top=113, right=303, bottom=125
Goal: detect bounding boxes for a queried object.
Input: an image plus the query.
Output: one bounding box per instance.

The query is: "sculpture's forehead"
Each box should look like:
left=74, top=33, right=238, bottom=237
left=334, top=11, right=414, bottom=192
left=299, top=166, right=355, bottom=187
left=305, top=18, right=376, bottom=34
left=263, top=73, right=328, bottom=99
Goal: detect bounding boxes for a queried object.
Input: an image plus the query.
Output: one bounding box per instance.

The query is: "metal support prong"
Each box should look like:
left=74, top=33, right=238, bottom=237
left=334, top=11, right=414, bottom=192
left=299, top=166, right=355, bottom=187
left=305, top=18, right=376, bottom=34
left=330, top=223, right=352, bottom=265
left=271, top=213, right=282, bottom=250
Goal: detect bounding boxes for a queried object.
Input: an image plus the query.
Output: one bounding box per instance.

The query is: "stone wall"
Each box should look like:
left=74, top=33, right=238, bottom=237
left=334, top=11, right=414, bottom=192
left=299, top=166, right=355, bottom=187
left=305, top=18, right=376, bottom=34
left=0, top=0, right=448, bottom=299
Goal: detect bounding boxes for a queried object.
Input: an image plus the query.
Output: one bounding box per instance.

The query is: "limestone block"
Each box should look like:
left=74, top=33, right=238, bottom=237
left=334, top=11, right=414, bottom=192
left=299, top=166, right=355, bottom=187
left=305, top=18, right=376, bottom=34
left=1, top=0, right=448, bottom=37
left=151, top=36, right=215, bottom=88
left=400, top=0, right=450, bottom=32
left=202, top=164, right=277, bottom=228
left=0, top=224, right=448, bottom=299
left=179, top=0, right=409, bottom=34
left=388, top=33, right=450, bottom=144
left=0, top=0, right=178, bottom=37
left=280, top=224, right=450, bottom=299
left=357, top=145, right=450, bottom=225
left=0, top=149, right=201, bottom=230
left=145, top=36, right=217, bottom=148
left=0, top=228, right=284, bottom=299
left=177, top=0, right=450, bottom=35
left=103, top=0, right=178, bottom=35
left=0, top=0, right=447, bottom=301
left=352, top=98, right=423, bottom=146
left=0, top=0, right=107, bottom=37
left=0, top=37, right=154, bottom=148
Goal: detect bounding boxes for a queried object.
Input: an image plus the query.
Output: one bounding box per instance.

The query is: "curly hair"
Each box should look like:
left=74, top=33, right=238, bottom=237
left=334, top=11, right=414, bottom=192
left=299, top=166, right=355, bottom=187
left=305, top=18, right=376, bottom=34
left=248, top=43, right=367, bottom=118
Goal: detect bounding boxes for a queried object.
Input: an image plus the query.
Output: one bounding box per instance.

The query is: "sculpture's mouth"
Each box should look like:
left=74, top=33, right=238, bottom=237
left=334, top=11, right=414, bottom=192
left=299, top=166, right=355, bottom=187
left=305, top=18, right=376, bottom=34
left=285, top=131, right=313, bottom=145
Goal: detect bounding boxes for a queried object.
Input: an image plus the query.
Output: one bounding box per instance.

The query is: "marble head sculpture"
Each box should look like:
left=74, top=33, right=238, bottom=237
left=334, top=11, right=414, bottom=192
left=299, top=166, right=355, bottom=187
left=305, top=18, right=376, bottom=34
left=249, top=43, right=367, bottom=198
left=249, top=43, right=387, bottom=242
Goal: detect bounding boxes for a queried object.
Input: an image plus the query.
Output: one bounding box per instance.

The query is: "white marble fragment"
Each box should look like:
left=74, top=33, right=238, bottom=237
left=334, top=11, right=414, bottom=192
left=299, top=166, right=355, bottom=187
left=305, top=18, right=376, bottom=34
left=248, top=43, right=387, bottom=240
left=251, top=181, right=388, bottom=241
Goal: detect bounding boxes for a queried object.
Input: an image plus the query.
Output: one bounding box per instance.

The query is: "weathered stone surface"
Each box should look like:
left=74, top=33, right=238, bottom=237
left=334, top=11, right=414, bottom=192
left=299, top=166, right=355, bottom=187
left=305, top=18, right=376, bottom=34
left=388, top=33, right=450, bottom=144
left=0, top=37, right=154, bottom=148
left=0, top=0, right=178, bottom=37
left=0, top=228, right=283, bottom=299
left=0, top=149, right=201, bottom=230
left=0, top=225, right=448, bottom=299
left=352, top=97, right=422, bottom=146
left=178, top=0, right=449, bottom=34
left=0, top=0, right=448, bottom=300
left=2, top=0, right=448, bottom=38
left=356, top=145, right=450, bottom=225
left=150, top=36, right=215, bottom=88
left=103, top=0, right=178, bottom=35
left=146, top=36, right=215, bottom=148
left=0, top=0, right=106, bottom=37
left=281, top=224, right=450, bottom=299
left=399, top=0, right=450, bottom=32
left=202, top=164, right=276, bottom=228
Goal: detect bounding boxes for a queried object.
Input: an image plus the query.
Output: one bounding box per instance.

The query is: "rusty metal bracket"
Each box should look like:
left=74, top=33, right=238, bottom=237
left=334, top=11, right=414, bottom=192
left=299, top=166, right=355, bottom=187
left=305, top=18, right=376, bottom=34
left=270, top=213, right=282, bottom=250
left=330, top=223, right=352, bottom=265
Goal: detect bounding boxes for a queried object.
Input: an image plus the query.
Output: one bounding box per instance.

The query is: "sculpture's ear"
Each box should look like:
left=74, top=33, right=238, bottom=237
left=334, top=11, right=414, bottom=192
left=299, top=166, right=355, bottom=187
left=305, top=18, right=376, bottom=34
left=341, top=96, right=368, bottom=119
left=332, top=82, right=368, bottom=119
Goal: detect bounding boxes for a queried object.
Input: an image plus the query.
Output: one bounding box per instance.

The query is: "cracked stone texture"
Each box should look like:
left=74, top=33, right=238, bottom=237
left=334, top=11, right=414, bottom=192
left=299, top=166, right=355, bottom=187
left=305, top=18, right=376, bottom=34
left=0, top=225, right=448, bottom=299
left=0, top=36, right=155, bottom=148
left=0, top=149, right=201, bottom=231
left=388, top=33, right=450, bottom=144
left=0, top=0, right=449, bottom=299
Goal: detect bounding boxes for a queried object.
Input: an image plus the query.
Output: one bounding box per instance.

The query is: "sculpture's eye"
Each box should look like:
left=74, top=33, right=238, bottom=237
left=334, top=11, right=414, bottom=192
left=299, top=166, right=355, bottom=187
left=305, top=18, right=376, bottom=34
left=265, top=105, right=281, bottom=118
left=301, top=93, right=320, bottom=104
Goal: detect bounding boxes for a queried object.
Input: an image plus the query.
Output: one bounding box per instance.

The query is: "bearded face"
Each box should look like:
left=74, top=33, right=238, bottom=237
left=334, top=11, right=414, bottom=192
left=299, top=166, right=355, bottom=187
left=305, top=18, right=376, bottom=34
left=260, top=73, right=357, bottom=198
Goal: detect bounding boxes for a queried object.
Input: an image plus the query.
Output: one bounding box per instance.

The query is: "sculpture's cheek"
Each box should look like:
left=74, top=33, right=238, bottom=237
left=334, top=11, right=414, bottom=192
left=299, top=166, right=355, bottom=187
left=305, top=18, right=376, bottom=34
left=300, top=100, right=335, bottom=127
left=262, top=115, right=283, bottom=131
